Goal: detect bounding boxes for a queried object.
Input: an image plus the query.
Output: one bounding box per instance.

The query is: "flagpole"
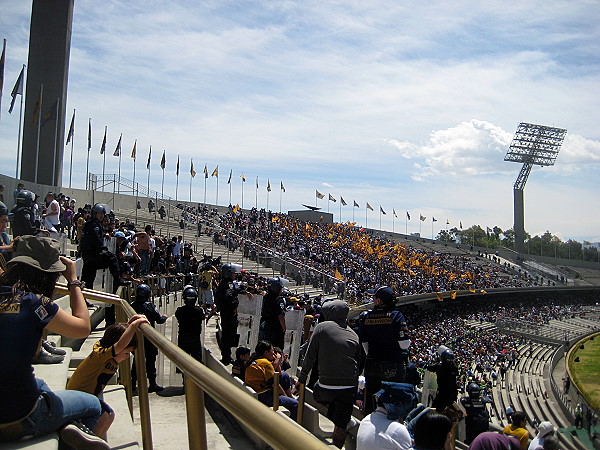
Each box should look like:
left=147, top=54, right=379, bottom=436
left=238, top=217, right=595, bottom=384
left=15, top=64, right=25, bottom=179
left=52, top=98, right=60, bottom=186
left=117, top=135, right=122, bottom=193
left=175, top=156, right=179, bottom=207
left=241, top=176, right=244, bottom=209
left=379, top=208, right=382, bottom=231
left=215, top=171, right=219, bottom=206
left=34, top=84, right=43, bottom=184
left=132, top=141, right=137, bottom=225
left=339, top=199, right=341, bottom=223
left=392, top=211, right=395, bottom=233
left=203, top=166, right=207, bottom=205
left=352, top=203, right=355, bottom=223
left=85, top=119, right=91, bottom=190
left=68, top=109, right=75, bottom=188
left=266, top=187, right=270, bottom=212
left=147, top=146, right=151, bottom=198
left=406, top=214, right=408, bottom=235
left=279, top=185, right=283, bottom=213
left=255, top=177, right=258, bottom=209
left=365, top=205, right=368, bottom=228
left=228, top=170, right=232, bottom=206
left=102, top=126, right=107, bottom=192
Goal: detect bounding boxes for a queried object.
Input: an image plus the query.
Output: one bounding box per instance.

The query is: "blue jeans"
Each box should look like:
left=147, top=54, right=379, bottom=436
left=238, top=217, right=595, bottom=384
left=257, top=390, right=298, bottom=421
left=138, top=249, right=152, bottom=275
left=0, top=379, right=102, bottom=441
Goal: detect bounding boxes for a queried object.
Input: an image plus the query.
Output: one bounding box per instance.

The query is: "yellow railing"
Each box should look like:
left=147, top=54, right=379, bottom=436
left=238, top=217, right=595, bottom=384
left=55, top=283, right=329, bottom=450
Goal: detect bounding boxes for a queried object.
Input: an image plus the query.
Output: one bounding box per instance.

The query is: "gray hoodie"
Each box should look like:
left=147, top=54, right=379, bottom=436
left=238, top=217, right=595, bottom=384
left=298, top=300, right=360, bottom=387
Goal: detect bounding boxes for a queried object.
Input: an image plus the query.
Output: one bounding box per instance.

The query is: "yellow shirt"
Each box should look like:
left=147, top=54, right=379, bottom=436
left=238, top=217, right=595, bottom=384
left=244, top=358, right=274, bottom=394
left=67, top=341, right=118, bottom=396
left=503, top=424, right=530, bottom=450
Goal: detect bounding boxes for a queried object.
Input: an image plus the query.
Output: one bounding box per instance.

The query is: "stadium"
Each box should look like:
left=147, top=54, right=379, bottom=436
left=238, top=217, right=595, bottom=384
left=1, top=2, right=599, bottom=450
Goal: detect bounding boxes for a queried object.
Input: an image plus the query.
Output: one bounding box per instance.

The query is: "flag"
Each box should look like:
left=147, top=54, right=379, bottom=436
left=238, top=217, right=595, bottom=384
left=436, top=292, right=444, bottom=302
left=160, top=150, right=166, bottom=169
left=281, top=181, right=285, bottom=192
left=41, top=99, right=58, bottom=127
left=393, top=208, right=398, bottom=218
left=432, top=217, right=437, bottom=222
left=420, top=214, right=426, bottom=221
left=211, top=166, right=218, bottom=177
left=9, top=65, right=24, bottom=114
left=340, top=197, right=347, bottom=206
left=204, top=164, right=208, bottom=178
left=328, top=194, right=336, bottom=202
left=354, top=200, right=359, bottom=208
left=87, top=119, right=92, bottom=151
left=100, top=127, right=107, bottom=154
left=113, top=134, right=122, bottom=156
left=131, top=140, right=137, bottom=159
left=30, top=88, right=42, bottom=127
left=486, top=227, right=492, bottom=233
left=227, top=169, right=232, bottom=184
left=0, top=39, right=5, bottom=115
left=451, top=290, right=457, bottom=300
left=460, top=221, right=463, bottom=229
left=146, top=146, right=152, bottom=169
left=267, top=179, right=271, bottom=192
left=316, top=190, right=325, bottom=199
left=190, top=160, right=196, bottom=177
left=366, top=203, right=374, bottom=211
left=446, top=219, right=450, bottom=225
left=175, top=156, right=179, bottom=175
left=65, top=109, right=75, bottom=145
left=380, top=206, right=386, bottom=215
left=256, top=176, right=259, bottom=188
left=241, top=173, right=246, bottom=182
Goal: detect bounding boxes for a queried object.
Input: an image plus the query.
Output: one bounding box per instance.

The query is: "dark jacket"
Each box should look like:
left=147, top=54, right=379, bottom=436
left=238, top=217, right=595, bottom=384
left=80, top=217, right=107, bottom=255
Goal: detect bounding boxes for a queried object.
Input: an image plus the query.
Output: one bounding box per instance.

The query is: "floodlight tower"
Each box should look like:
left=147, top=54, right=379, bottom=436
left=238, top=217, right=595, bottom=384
left=504, top=123, right=566, bottom=255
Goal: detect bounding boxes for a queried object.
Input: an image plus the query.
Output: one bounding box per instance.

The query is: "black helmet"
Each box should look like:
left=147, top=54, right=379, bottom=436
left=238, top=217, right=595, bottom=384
left=221, top=263, right=242, bottom=280
left=267, top=277, right=289, bottom=294
left=467, top=382, right=481, bottom=398
left=440, top=348, right=455, bottom=363
left=375, top=286, right=395, bottom=305
left=136, top=284, right=151, bottom=301
left=0, top=201, right=7, bottom=216
left=92, top=203, right=111, bottom=215
left=15, top=189, right=35, bottom=207
left=182, top=286, right=198, bottom=304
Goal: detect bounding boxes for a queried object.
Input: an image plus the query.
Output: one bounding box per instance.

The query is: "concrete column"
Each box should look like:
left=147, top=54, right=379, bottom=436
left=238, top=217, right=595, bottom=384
left=21, top=0, right=74, bottom=187
left=514, top=188, right=525, bottom=254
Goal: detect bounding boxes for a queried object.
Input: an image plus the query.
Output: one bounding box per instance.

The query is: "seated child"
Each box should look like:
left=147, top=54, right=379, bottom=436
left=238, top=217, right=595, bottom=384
left=231, top=346, right=251, bottom=381
left=67, top=314, right=148, bottom=437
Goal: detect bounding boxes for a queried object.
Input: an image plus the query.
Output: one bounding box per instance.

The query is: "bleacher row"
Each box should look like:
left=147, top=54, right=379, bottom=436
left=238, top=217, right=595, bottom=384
left=466, top=319, right=596, bottom=450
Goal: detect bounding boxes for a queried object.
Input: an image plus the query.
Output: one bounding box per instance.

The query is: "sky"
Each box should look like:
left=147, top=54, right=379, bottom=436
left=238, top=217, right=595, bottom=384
left=1, top=1, right=599, bottom=242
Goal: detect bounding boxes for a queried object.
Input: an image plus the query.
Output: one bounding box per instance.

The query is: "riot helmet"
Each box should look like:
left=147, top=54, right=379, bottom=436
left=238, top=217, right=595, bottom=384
left=15, top=189, right=36, bottom=207
left=374, top=285, right=395, bottom=306
left=467, top=382, right=481, bottom=399
left=221, top=263, right=242, bottom=280
left=267, top=277, right=289, bottom=294
left=92, top=203, right=111, bottom=216
left=182, top=286, right=198, bottom=305
left=135, top=284, right=151, bottom=302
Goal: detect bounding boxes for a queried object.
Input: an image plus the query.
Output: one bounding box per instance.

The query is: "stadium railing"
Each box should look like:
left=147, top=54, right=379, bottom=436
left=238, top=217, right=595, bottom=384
left=54, top=282, right=330, bottom=450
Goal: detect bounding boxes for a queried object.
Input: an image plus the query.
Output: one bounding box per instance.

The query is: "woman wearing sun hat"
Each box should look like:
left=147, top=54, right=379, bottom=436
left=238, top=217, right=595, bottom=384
left=0, top=236, right=109, bottom=448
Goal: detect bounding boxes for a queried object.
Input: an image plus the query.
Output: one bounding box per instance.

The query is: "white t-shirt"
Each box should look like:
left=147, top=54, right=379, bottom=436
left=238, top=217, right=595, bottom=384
left=173, top=240, right=183, bottom=256
left=356, top=407, right=413, bottom=450
left=46, top=200, right=61, bottom=225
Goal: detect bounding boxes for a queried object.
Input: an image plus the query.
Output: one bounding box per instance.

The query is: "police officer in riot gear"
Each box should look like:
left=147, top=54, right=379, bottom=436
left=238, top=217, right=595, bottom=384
left=461, top=382, right=490, bottom=443
left=260, top=277, right=289, bottom=349
left=80, top=203, right=125, bottom=292
left=175, top=286, right=205, bottom=363
left=131, top=284, right=168, bottom=393
left=11, top=190, right=47, bottom=237
left=427, top=345, right=459, bottom=411
left=359, top=285, right=411, bottom=414
left=214, top=263, right=242, bottom=365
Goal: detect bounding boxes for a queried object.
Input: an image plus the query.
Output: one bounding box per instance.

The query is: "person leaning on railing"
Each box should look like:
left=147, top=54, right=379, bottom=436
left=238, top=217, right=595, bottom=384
left=0, top=236, right=110, bottom=448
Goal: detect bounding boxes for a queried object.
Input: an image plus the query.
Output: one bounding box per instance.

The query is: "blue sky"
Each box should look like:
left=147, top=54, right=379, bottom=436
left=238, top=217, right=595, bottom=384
left=1, top=1, right=599, bottom=242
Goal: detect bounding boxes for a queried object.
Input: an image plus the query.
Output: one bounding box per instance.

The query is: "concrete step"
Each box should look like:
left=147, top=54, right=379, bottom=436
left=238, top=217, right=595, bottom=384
left=103, top=386, right=140, bottom=449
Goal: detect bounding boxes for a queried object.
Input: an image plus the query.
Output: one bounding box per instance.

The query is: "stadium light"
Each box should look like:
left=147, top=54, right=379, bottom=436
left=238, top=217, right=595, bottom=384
left=504, top=123, right=567, bottom=255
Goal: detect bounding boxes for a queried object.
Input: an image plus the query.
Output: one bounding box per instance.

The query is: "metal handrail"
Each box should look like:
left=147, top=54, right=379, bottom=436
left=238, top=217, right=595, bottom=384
left=55, top=284, right=329, bottom=450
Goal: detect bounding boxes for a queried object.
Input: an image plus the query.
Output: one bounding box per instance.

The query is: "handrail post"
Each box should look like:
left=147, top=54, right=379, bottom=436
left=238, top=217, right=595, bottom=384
left=135, top=331, right=153, bottom=450
left=185, top=376, right=208, bottom=450
left=297, top=383, right=305, bottom=426
left=273, top=371, right=280, bottom=412
left=116, top=302, right=134, bottom=414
